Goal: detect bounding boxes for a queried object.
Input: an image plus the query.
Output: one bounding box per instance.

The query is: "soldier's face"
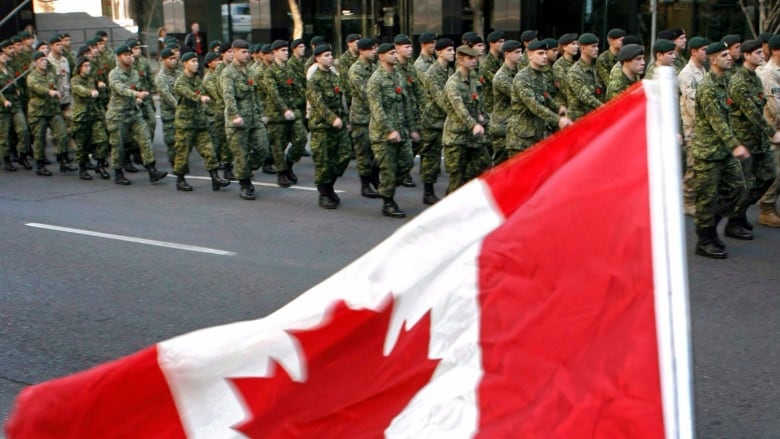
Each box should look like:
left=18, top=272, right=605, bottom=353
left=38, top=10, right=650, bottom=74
left=96, top=41, right=106, bottom=52
left=692, top=48, right=707, bottom=64
left=656, top=50, right=676, bottom=67
left=234, top=48, right=250, bottom=64
left=473, top=42, right=486, bottom=56
left=293, top=44, right=305, bottom=57
left=79, top=61, right=91, bottom=76
left=223, top=49, right=234, bottom=63
left=2, top=46, right=13, bottom=57
left=274, top=47, right=289, bottom=63
left=380, top=50, right=397, bottom=65
left=0, top=52, right=7, bottom=64
left=710, top=51, right=733, bottom=70
left=39, top=45, right=50, bottom=55
left=118, top=52, right=134, bottom=67
left=506, top=48, right=523, bottom=64
left=546, top=47, right=559, bottom=62
left=626, top=55, right=645, bottom=76
left=62, top=37, right=71, bottom=48
left=34, top=56, right=47, bottom=70
left=728, top=44, right=741, bottom=60
left=164, top=55, right=178, bottom=68
left=528, top=49, right=548, bottom=68
left=50, top=41, right=62, bottom=55
left=439, top=46, right=455, bottom=63
left=675, top=34, right=687, bottom=50
left=459, top=54, right=477, bottom=71
left=582, top=43, right=598, bottom=59
left=396, top=44, right=413, bottom=60
left=316, top=51, right=334, bottom=69
left=609, top=37, right=624, bottom=51
left=132, top=47, right=141, bottom=57
left=745, top=48, right=764, bottom=66
left=184, top=57, right=199, bottom=73
left=563, top=41, right=579, bottom=57
left=13, top=42, right=22, bottom=53
left=263, top=53, right=274, bottom=64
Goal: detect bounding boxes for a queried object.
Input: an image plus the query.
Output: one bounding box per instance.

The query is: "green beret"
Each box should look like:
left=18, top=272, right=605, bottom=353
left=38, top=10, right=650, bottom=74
left=501, top=40, right=523, bottom=53
left=394, top=34, right=412, bottom=45
left=76, top=45, right=90, bottom=57
left=464, top=33, right=483, bottom=46
left=653, top=39, right=676, bottom=54
left=165, top=42, right=179, bottom=50
left=578, top=33, right=598, bottom=45
left=607, top=28, right=626, bottom=39
left=770, top=35, right=780, bottom=50
left=271, top=39, right=288, bottom=51
left=35, top=41, right=48, bottom=50
left=558, top=33, right=578, bottom=46
left=86, top=37, right=100, bottom=47
left=115, top=44, right=131, bottom=56
left=357, top=38, right=376, bottom=51
left=706, top=41, right=729, bottom=56
left=32, top=51, right=45, bottom=61
left=313, top=44, right=331, bottom=56
left=419, top=32, right=436, bottom=44
left=618, top=44, right=644, bottom=62
left=310, top=36, right=326, bottom=46
left=75, top=56, right=90, bottom=71
left=209, top=40, right=222, bottom=51
left=126, top=39, right=140, bottom=50
left=377, top=43, right=394, bottom=54
left=759, top=32, right=773, bottom=44
left=291, top=38, right=305, bottom=48
left=219, top=41, right=232, bottom=54
left=18, top=31, right=32, bottom=39
left=260, top=44, right=272, bottom=54
left=204, top=51, right=219, bottom=65
left=435, top=38, right=454, bottom=51
left=487, top=30, right=505, bottom=43
left=741, top=39, right=761, bottom=53
left=456, top=45, right=479, bottom=57
left=95, top=30, right=108, bottom=38
left=181, top=51, right=197, bottom=62
left=248, top=44, right=260, bottom=54
left=688, top=36, right=709, bottom=50
left=527, top=39, right=547, bottom=51
left=543, top=38, right=558, bottom=49
left=48, top=34, right=62, bottom=44
left=521, top=30, right=538, bottom=42
left=232, top=39, right=249, bottom=50
left=721, top=34, right=741, bottom=48
left=159, top=48, right=175, bottom=59
left=10, top=36, right=21, bottom=44
left=0, top=40, right=11, bottom=49
left=346, top=33, right=361, bottom=43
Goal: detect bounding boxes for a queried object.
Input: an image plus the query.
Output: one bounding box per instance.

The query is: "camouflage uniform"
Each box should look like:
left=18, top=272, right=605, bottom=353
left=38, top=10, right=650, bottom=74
left=262, top=61, right=308, bottom=173
left=133, top=55, right=157, bottom=139
left=367, top=66, right=415, bottom=198
left=728, top=66, right=777, bottom=218
left=413, top=53, right=435, bottom=76
left=566, top=58, right=604, bottom=120
left=70, top=68, right=109, bottom=167
left=679, top=60, right=707, bottom=209
left=506, top=65, right=560, bottom=156
left=26, top=66, right=68, bottom=161
left=46, top=52, right=71, bottom=108
left=419, top=60, right=453, bottom=184
left=221, top=61, right=269, bottom=181
left=489, top=61, right=518, bottom=164
left=758, top=59, right=780, bottom=213
left=673, top=52, right=687, bottom=74
left=307, top=66, right=351, bottom=184
left=542, top=64, right=566, bottom=114
left=348, top=57, right=376, bottom=177
left=691, top=71, right=746, bottom=229
left=594, top=49, right=617, bottom=94
left=338, top=49, right=358, bottom=112
left=106, top=64, right=158, bottom=169
left=0, top=65, right=31, bottom=159
left=155, top=63, right=179, bottom=164
left=396, top=59, right=424, bottom=150
left=203, top=65, right=232, bottom=165
left=606, top=67, right=638, bottom=100
left=442, top=69, right=491, bottom=193
left=552, top=56, right=575, bottom=112
left=173, top=70, right=219, bottom=175
left=480, top=52, right=503, bottom=114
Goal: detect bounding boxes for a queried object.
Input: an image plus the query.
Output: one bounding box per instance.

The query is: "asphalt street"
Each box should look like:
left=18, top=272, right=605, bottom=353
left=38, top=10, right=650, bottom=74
left=0, top=135, right=778, bottom=438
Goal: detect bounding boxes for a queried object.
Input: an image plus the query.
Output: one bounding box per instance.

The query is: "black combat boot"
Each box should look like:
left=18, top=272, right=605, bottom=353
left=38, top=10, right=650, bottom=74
left=422, top=183, right=439, bottom=206
left=326, top=182, right=340, bottom=204
left=3, top=157, right=17, bottom=172
left=262, top=158, right=277, bottom=174
left=145, top=162, right=168, bottom=183
left=176, top=174, right=193, bottom=191
left=96, top=159, right=110, bottom=179
left=381, top=197, right=406, bottom=218
left=18, top=152, right=32, bottom=170
left=35, top=160, right=52, bottom=176
left=239, top=178, right=255, bottom=200
left=286, top=160, right=298, bottom=184
left=360, top=175, right=378, bottom=198
left=58, top=153, right=78, bottom=172
left=209, top=169, right=230, bottom=191
left=734, top=215, right=754, bottom=231
left=724, top=218, right=753, bottom=240
left=78, top=164, right=92, bottom=180
left=695, top=227, right=727, bottom=259
left=277, top=170, right=291, bottom=188
left=401, top=173, right=416, bottom=187
left=318, top=184, right=338, bottom=209
left=114, top=169, right=131, bottom=185
left=223, top=163, right=236, bottom=181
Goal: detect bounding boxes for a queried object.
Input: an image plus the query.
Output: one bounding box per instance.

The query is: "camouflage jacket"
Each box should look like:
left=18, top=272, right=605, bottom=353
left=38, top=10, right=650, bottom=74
left=413, top=53, right=435, bottom=76
left=287, top=54, right=307, bottom=108
left=396, top=60, right=424, bottom=119
left=442, top=69, right=484, bottom=145
left=338, top=50, right=358, bottom=109
left=174, top=71, right=208, bottom=129
left=307, top=66, right=347, bottom=131
left=133, top=56, right=156, bottom=94
left=759, top=59, right=780, bottom=130
left=480, top=52, right=503, bottom=114
left=552, top=56, right=575, bottom=111
left=728, top=66, right=775, bottom=152
left=47, top=53, right=71, bottom=105
left=262, top=61, right=305, bottom=122
left=64, top=49, right=77, bottom=74
left=202, top=68, right=225, bottom=117
left=222, top=61, right=261, bottom=128
left=0, top=66, right=22, bottom=112
left=421, top=60, right=453, bottom=131
left=692, top=71, right=740, bottom=161
left=567, top=58, right=604, bottom=120
left=594, top=49, right=617, bottom=92
left=106, top=65, right=143, bottom=122
left=367, top=65, right=414, bottom=143
left=606, top=67, right=637, bottom=100
left=155, top=65, right=179, bottom=121
left=673, top=52, right=687, bottom=74
left=26, top=67, right=60, bottom=117
left=70, top=72, right=102, bottom=122
left=489, top=61, right=518, bottom=137
left=507, top=65, right=559, bottom=144
left=678, top=60, right=706, bottom=144
left=348, top=57, right=375, bottom=126
left=541, top=64, right=565, bottom=112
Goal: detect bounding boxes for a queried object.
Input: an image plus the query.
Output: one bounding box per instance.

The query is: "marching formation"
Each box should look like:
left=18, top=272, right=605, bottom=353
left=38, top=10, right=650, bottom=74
left=2, top=26, right=780, bottom=250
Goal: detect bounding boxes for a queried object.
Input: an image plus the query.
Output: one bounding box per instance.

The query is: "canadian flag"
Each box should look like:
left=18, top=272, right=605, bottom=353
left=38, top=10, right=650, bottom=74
left=5, top=70, right=693, bottom=438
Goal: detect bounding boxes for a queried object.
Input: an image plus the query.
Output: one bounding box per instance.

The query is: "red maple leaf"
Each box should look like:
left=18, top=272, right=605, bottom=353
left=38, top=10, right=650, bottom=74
left=229, top=296, right=440, bottom=438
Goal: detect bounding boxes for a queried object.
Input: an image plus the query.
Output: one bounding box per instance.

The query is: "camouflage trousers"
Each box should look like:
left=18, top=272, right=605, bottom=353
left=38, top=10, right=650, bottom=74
left=141, top=101, right=156, bottom=139
left=734, top=151, right=776, bottom=216
left=226, top=124, right=269, bottom=181
left=9, top=108, right=30, bottom=155
left=692, top=156, right=746, bottom=229
left=759, top=147, right=780, bottom=212
left=443, top=143, right=491, bottom=195
left=420, top=128, right=443, bottom=184
left=208, top=113, right=232, bottom=164
left=350, top=124, right=374, bottom=177
left=29, top=114, right=68, bottom=161
left=107, top=116, right=156, bottom=169
left=311, top=127, right=351, bottom=185
left=491, top=134, right=508, bottom=166
left=0, top=114, right=10, bottom=158
left=174, top=128, right=219, bottom=175
left=72, top=119, right=109, bottom=164
left=371, top=140, right=414, bottom=198
left=267, top=119, right=307, bottom=172
left=161, top=118, right=176, bottom=164
left=682, top=140, right=696, bottom=207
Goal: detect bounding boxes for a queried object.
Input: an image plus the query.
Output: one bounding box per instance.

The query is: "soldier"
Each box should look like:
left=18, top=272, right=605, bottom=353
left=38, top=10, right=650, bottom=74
left=307, top=44, right=351, bottom=209
left=645, top=39, right=677, bottom=79
left=367, top=43, right=418, bottom=218
left=256, top=43, right=280, bottom=174
left=0, top=48, right=19, bottom=171
left=203, top=51, right=232, bottom=180
left=338, top=33, right=360, bottom=114
left=442, top=45, right=490, bottom=194
left=288, top=38, right=307, bottom=85
left=222, top=39, right=270, bottom=200
left=60, top=34, right=76, bottom=73
left=566, top=33, right=603, bottom=120
left=155, top=48, right=179, bottom=166
left=0, top=39, right=31, bottom=170
left=553, top=33, right=578, bottom=117
left=172, top=52, right=230, bottom=192
left=394, top=34, right=424, bottom=188
left=413, top=32, right=437, bottom=75
left=541, top=38, right=566, bottom=115
left=758, top=35, right=780, bottom=227
left=722, top=34, right=743, bottom=69
left=606, top=44, right=645, bottom=100
left=595, top=28, right=624, bottom=91
left=262, top=39, right=308, bottom=187
left=481, top=30, right=505, bottom=115
left=130, top=39, right=156, bottom=146
left=419, top=37, right=455, bottom=204
left=690, top=42, right=749, bottom=259
left=489, top=39, right=523, bottom=165
left=506, top=40, right=572, bottom=157
left=46, top=35, right=72, bottom=115
left=679, top=36, right=709, bottom=215
left=348, top=37, right=379, bottom=198
left=658, top=28, right=688, bottom=73
left=304, top=36, right=326, bottom=72
left=70, top=56, right=110, bottom=180
left=518, top=30, right=539, bottom=69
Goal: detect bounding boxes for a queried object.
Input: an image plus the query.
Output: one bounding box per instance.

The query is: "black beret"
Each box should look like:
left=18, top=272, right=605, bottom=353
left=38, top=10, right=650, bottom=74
left=623, top=34, right=642, bottom=45
left=543, top=38, right=558, bottom=49
left=10, top=36, right=21, bottom=44
left=159, top=48, right=175, bottom=59
left=461, top=31, right=477, bottom=43
left=0, top=40, right=11, bottom=49
left=32, top=51, right=45, bottom=61
left=75, top=56, right=90, bottom=71
left=291, top=38, right=305, bottom=48
left=501, top=39, right=522, bottom=53
left=760, top=32, right=774, bottom=44
left=35, top=41, right=48, bottom=50
left=770, top=35, right=780, bottom=50
left=688, top=36, right=709, bottom=50
left=260, top=44, right=272, bottom=54
left=219, top=41, right=232, bottom=54
left=607, top=28, right=626, bottom=39
left=95, top=30, right=108, bottom=38
left=521, top=30, right=539, bottom=42
left=578, top=33, right=598, bottom=45
left=76, top=45, right=90, bottom=57
left=61, top=33, right=70, bottom=38
left=658, top=27, right=684, bottom=40
left=377, top=43, right=394, bottom=54
left=85, top=37, right=99, bottom=47
left=115, top=44, right=131, bottom=56
left=310, top=36, right=326, bottom=46
left=464, top=34, right=483, bottom=46
left=48, top=34, right=62, bottom=44
left=271, top=39, right=288, bottom=50
left=527, top=39, right=547, bottom=51
left=435, top=38, right=454, bottom=51
left=741, top=39, right=762, bottom=54
left=18, top=31, right=31, bottom=39
left=487, top=30, right=505, bottom=43
left=558, top=33, right=578, bottom=46
left=209, top=40, right=222, bottom=51
left=313, top=44, right=331, bottom=56
left=706, top=41, right=729, bottom=56
left=232, top=39, right=249, bottom=49
left=394, top=34, right=412, bottom=45
left=357, top=38, right=376, bottom=51
left=346, top=33, right=361, bottom=43
left=181, top=51, right=197, bottom=63
left=653, top=39, right=676, bottom=54
left=204, top=51, right=219, bottom=65
left=420, top=32, right=436, bottom=44
left=721, top=34, right=741, bottom=47
left=618, top=44, right=644, bottom=62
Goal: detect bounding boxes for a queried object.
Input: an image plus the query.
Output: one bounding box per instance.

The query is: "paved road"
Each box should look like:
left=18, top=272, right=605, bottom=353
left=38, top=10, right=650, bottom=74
left=1, top=142, right=778, bottom=438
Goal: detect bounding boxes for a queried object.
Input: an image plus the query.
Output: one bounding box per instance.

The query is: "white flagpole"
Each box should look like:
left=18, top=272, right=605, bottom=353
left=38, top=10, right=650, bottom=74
left=644, top=66, right=695, bottom=439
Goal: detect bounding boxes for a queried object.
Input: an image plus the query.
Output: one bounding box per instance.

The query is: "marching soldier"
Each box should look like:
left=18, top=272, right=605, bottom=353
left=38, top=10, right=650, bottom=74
left=645, top=39, right=677, bottom=79
left=489, top=39, right=523, bottom=165
left=679, top=36, right=710, bottom=215
left=606, top=44, right=645, bottom=100
left=413, top=32, right=437, bottom=75
left=481, top=30, right=505, bottom=115
left=347, top=37, right=379, bottom=198
left=338, top=33, right=360, bottom=114
left=566, top=33, right=603, bottom=120
left=0, top=39, right=31, bottom=170
left=155, top=48, right=179, bottom=166
left=394, top=34, right=424, bottom=188
left=203, top=51, right=233, bottom=180
left=658, top=28, right=688, bottom=73
left=70, top=56, right=110, bottom=180
left=552, top=33, right=578, bottom=120
left=758, top=35, right=780, bottom=227
left=595, top=28, right=624, bottom=91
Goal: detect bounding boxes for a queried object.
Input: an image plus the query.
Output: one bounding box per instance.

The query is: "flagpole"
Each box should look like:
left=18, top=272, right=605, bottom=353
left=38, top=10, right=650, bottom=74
left=644, top=66, right=695, bottom=439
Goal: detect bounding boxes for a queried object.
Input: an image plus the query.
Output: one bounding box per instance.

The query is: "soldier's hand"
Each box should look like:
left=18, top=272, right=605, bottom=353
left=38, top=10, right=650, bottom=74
left=98, top=81, right=106, bottom=89
left=49, top=90, right=60, bottom=98
left=2, top=101, right=10, bottom=108
left=138, top=91, right=150, bottom=100
left=472, top=124, right=485, bottom=136
left=558, top=106, right=568, bottom=116
left=387, top=130, right=401, bottom=143
left=411, top=131, right=421, bottom=142
left=233, top=116, right=244, bottom=126
left=732, top=145, right=751, bottom=160
left=284, top=109, right=295, bottom=121
left=558, top=116, right=573, bottom=129
left=771, top=131, right=780, bottom=145
left=200, top=95, right=211, bottom=104
left=136, top=98, right=143, bottom=105
left=332, top=117, right=343, bottom=129
left=90, top=90, right=99, bottom=98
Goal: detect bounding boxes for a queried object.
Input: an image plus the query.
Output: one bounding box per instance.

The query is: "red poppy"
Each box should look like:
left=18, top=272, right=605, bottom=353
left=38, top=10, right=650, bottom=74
left=553, top=81, right=560, bottom=88
left=248, top=79, right=254, bottom=86
left=407, top=76, right=414, bottom=84
left=543, top=91, right=550, bottom=99
left=479, top=76, right=485, bottom=84
left=726, top=98, right=733, bottom=106
left=758, top=92, right=764, bottom=100
left=334, top=86, right=341, bottom=93
left=48, top=83, right=55, bottom=90
left=130, top=84, right=136, bottom=90
left=195, top=89, right=201, bottom=95
left=595, top=87, right=602, bottom=96
left=471, top=92, right=479, bottom=101
left=14, top=71, right=20, bottom=76
left=395, top=86, right=402, bottom=94
left=286, top=78, right=293, bottom=85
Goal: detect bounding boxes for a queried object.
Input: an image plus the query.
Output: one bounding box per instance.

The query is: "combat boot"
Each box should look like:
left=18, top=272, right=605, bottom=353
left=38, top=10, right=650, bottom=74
left=360, top=176, right=378, bottom=198
left=223, top=163, right=236, bottom=181
left=176, top=174, right=193, bottom=191
left=3, top=157, right=17, bottom=172
left=758, top=208, right=780, bottom=228
left=209, top=169, right=230, bottom=191
left=145, top=162, right=168, bottom=183
left=262, top=159, right=277, bottom=174
left=724, top=218, right=753, bottom=240
left=114, top=169, right=131, bottom=185
left=318, top=184, right=338, bottom=209
left=326, top=182, right=340, bottom=204
left=286, top=160, right=298, bottom=184
left=18, top=152, right=32, bottom=170
left=95, top=159, right=110, bottom=179
left=58, top=153, right=77, bottom=172
left=277, top=171, right=291, bottom=188
left=381, top=197, right=406, bottom=218
left=35, top=160, right=52, bottom=176
left=78, top=165, right=92, bottom=180
left=695, top=227, right=727, bottom=259
left=422, top=183, right=439, bottom=206
left=734, top=215, right=753, bottom=231
left=123, top=161, right=139, bottom=172
left=239, top=178, right=255, bottom=200
left=401, top=173, right=416, bottom=187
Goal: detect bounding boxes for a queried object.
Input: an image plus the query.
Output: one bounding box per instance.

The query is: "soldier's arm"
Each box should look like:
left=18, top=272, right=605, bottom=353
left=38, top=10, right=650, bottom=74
left=155, top=73, right=177, bottom=108
left=367, top=76, right=392, bottom=136
left=202, top=75, right=220, bottom=102
left=222, top=73, right=240, bottom=121
left=568, top=70, right=603, bottom=109
left=145, top=64, right=157, bottom=94
left=444, top=79, right=477, bottom=129
left=26, top=73, right=51, bottom=97
left=109, top=70, right=137, bottom=99
left=760, top=69, right=780, bottom=129
left=427, top=69, right=449, bottom=113
left=409, top=68, right=425, bottom=109
left=70, top=76, right=94, bottom=98
left=729, top=78, right=775, bottom=139
left=347, top=64, right=369, bottom=107
left=699, top=87, right=740, bottom=150
left=516, top=75, right=560, bottom=125
left=492, top=69, right=512, bottom=103
left=307, top=74, right=339, bottom=125
left=174, top=76, right=200, bottom=104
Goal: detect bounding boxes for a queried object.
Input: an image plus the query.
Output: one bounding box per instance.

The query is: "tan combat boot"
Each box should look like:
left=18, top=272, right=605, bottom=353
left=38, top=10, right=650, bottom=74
left=758, top=206, right=780, bottom=228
